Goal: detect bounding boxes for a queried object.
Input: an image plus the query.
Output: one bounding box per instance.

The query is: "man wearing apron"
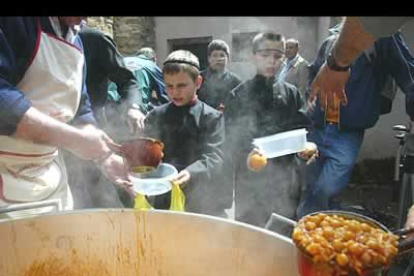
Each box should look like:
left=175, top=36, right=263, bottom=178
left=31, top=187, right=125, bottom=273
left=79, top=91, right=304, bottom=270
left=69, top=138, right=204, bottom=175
left=0, top=17, right=132, bottom=218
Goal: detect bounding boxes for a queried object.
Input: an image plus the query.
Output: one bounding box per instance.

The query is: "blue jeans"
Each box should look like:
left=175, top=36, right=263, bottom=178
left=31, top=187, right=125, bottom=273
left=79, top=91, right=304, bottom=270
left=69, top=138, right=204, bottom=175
left=297, top=124, right=365, bottom=218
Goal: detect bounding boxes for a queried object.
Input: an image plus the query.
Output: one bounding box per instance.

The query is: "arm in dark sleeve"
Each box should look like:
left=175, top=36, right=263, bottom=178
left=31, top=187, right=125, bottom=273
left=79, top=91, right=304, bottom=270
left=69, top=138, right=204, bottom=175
left=223, top=89, right=237, bottom=146
left=71, top=61, right=96, bottom=126
left=0, top=80, right=32, bottom=135
left=223, top=86, right=253, bottom=157
left=66, top=35, right=96, bottom=126
left=231, top=73, right=242, bottom=88
left=384, top=32, right=414, bottom=120
left=99, top=34, right=142, bottom=108
left=0, top=18, right=34, bottom=135
left=287, top=85, right=311, bottom=130
left=185, top=112, right=225, bottom=180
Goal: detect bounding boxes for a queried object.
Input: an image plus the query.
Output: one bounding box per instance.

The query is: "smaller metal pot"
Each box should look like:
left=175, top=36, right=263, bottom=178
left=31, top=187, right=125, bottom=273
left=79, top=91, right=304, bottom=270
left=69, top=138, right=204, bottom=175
left=297, top=243, right=388, bottom=276
left=295, top=211, right=411, bottom=276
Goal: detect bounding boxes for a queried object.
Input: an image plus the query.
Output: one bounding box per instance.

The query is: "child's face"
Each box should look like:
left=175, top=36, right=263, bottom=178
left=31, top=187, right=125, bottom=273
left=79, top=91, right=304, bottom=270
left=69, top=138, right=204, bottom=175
left=208, top=50, right=228, bottom=72
left=253, top=40, right=284, bottom=78
left=164, top=70, right=202, bottom=106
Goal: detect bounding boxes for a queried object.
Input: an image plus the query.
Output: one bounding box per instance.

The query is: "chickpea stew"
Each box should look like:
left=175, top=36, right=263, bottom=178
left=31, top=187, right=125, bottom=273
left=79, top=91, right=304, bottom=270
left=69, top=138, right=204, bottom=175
left=292, top=213, right=399, bottom=276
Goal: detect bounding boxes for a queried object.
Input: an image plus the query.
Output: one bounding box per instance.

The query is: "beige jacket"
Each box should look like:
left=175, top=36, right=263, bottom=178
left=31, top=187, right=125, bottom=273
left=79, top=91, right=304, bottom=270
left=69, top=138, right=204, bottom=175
left=277, top=54, right=309, bottom=100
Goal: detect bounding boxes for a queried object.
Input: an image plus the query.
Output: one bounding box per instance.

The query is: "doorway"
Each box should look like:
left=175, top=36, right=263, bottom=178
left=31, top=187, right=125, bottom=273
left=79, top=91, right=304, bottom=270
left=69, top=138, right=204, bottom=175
left=168, top=36, right=213, bottom=71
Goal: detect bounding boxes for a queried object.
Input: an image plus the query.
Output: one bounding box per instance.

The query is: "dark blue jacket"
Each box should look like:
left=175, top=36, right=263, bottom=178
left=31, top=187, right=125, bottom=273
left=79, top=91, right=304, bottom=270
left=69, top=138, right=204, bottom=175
left=0, top=17, right=95, bottom=136
left=309, top=29, right=414, bottom=131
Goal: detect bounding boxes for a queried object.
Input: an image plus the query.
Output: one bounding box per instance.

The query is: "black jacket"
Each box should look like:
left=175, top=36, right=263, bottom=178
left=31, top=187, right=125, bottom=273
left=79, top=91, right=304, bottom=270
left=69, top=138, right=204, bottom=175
left=198, top=68, right=242, bottom=109
left=144, top=99, right=225, bottom=181
left=79, top=26, right=140, bottom=124
left=144, top=99, right=225, bottom=212
left=225, top=75, right=310, bottom=161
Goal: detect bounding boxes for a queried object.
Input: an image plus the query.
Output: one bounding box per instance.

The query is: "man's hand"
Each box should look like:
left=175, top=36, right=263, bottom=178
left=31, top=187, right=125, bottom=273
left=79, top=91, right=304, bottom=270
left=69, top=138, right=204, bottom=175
left=247, top=148, right=267, bottom=172
left=127, top=108, right=146, bottom=134
left=98, top=153, right=134, bottom=195
left=308, top=62, right=349, bottom=110
left=216, top=103, right=225, bottom=113
left=405, top=205, right=414, bottom=232
left=14, top=108, right=119, bottom=165
left=67, top=125, right=114, bottom=161
left=306, top=99, right=316, bottom=116
left=169, top=169, right=191, bottom=189
left=297, top=142, right=319, bottom=165
left=249, top=148, right=265, bottom=156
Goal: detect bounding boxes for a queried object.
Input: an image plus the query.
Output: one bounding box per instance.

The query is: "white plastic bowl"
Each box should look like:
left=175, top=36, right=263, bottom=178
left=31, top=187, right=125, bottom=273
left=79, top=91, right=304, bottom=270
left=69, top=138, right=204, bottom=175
left=130, top=163, right=178, bottom=196
left=253, top=128, right=307, bottom=159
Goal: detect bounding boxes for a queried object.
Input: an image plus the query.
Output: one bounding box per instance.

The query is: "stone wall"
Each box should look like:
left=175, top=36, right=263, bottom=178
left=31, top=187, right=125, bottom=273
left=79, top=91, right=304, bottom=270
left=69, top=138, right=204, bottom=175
left=86, top=17, right=114, bottom=37
left=113, top=17, right=156, bottom=56
left=85, top=17, right=156, bottom=56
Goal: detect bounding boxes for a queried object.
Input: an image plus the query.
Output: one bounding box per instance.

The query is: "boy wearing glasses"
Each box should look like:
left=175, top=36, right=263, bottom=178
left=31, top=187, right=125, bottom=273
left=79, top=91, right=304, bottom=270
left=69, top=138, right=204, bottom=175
left=225, top=32, right=312, bottom=229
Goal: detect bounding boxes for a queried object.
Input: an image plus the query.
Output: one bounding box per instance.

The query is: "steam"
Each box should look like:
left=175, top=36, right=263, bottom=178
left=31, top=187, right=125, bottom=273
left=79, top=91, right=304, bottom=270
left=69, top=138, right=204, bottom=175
left=64, top=105, right=131, bottom=209
left=65, top=153, right=130, bottom=209
left=227, top=17, right=267, bottom=81
left=224, top=115, right=301, bottom=233
left=67, top=17, right=314, bottom=230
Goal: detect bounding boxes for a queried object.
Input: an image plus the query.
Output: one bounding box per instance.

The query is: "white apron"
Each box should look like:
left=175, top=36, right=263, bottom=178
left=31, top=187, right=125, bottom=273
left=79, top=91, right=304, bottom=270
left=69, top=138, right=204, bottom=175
left=0, top=18, right=84, bottom=218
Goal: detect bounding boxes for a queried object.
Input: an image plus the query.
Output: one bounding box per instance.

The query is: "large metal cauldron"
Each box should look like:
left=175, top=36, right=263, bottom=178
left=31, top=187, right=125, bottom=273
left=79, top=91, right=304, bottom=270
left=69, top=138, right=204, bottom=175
left=0, top=209, right=300, bottom=276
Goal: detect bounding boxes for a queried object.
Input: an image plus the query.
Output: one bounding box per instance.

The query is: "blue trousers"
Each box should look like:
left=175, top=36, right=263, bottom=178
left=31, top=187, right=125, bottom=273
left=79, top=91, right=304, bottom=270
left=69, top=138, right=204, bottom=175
left=297, top=124, right=365, bottom=218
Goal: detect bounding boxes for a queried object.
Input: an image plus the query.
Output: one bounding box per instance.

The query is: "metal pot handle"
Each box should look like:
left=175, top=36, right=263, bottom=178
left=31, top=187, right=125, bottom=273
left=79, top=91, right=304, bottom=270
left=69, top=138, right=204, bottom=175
left=391, top=227, right=414, bottom=255
left=0, top=199, right=62, bottom=215
left=264, top=212, right=297, bottom=237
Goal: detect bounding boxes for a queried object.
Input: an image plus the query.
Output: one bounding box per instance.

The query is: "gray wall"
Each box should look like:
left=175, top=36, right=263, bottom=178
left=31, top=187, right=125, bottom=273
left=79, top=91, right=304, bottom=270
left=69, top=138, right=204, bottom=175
left=154, top=16, right=328, bottom=80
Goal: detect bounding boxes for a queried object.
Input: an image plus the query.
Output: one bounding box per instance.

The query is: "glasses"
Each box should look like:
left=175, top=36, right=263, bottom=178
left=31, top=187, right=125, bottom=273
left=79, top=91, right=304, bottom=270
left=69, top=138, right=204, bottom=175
left=210, top=53, right=228, bottom=60
left=255, top=49, right=284, bottom=60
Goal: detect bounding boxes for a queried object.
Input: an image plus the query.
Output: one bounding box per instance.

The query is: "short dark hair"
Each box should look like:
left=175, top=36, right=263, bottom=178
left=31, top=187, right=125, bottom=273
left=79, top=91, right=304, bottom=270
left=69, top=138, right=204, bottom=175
left=207, top=39, right=230, bottom=57
left=163, top=50, right=200, bottom=81
left=286, top=38, right=299, bottom=49
left=252, top=32, right=285, bottom=53
left=136, top=47, right=156, bottom=60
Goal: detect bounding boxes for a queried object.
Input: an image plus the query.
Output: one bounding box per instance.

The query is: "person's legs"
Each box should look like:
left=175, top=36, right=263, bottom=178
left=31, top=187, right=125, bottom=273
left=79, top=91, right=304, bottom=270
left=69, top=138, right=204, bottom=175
left=235, top=158, right=297, bottom=228
left=234, top=166, right=269, bottom=227
left=297, top=125, right=364, bottom=217
left=318, top=126, right=364, bottom=208
left=267, top=160, right=302, bottom=235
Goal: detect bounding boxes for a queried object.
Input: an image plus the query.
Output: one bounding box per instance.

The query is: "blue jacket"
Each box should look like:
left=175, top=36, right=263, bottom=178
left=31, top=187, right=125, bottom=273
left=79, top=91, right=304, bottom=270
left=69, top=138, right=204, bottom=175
left=309, top=29, right=414, bottom=131
left=0, top=17, right=95, bottom=136
left=123, top=55, right=169, bottom=113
